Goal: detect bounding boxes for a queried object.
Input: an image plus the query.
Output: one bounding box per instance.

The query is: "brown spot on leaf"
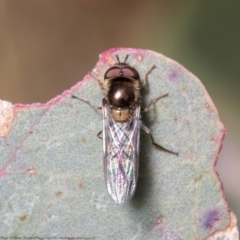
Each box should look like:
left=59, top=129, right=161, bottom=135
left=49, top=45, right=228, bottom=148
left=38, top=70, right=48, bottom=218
left=174, top=116, right=179, bottom=123
left=182, top=87, right=189, bottom=94
left=26, top=167, right=37, bottom=175
left=210, top=136, right=215, bottom=141
left=55, top=191, right=63, bottom=197
left=20, top=215, right=27, bottom=221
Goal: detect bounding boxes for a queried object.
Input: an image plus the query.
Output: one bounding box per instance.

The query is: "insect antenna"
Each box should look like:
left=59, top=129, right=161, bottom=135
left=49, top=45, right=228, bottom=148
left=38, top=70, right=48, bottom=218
left=115, top=54, right=129, bottom=64
left=116, top=55, right=121, bottom=64
left=124, top=55, right=129, bottom=63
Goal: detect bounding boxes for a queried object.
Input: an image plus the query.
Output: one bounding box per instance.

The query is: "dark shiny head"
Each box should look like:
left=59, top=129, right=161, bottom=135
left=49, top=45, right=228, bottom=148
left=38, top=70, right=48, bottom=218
left=104, top=55, right=140, bottom=80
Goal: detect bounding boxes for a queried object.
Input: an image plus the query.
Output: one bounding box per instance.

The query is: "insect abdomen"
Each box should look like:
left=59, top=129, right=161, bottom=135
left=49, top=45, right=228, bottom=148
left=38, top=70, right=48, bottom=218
left=102, top=102, right=141, bottom=204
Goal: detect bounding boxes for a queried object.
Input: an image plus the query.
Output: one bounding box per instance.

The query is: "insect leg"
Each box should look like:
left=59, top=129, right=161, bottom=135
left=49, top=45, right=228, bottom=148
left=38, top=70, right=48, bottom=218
left=141, top=65, right=157, bottom=88
left=141, top=93, right=168, bottom=112
left=72, top=95, right=102, bottom=111
left=88, top=71, right=106, bottom=92
left=97, top=130, right=103, bottom=139
left=141, top=123, right=178, bottom=156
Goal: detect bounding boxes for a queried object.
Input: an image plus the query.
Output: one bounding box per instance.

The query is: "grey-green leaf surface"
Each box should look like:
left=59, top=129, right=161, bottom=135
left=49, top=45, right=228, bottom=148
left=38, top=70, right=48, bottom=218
left=0, top=48, right=230, bottom=239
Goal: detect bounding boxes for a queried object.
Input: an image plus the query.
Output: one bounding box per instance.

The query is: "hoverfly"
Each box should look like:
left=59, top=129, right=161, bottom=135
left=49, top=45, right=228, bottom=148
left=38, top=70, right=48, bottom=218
left=73, top=55, right=178, bottom=204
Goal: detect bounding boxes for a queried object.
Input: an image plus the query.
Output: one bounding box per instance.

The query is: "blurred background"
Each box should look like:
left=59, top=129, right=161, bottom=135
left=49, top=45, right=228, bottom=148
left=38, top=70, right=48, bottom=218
left=0, top=0, right=239, bottom=230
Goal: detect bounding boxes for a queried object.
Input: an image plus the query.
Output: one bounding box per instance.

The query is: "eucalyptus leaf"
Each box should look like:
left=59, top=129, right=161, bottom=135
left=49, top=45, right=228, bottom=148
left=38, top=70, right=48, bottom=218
left=0, top=48, right=232, bottom=239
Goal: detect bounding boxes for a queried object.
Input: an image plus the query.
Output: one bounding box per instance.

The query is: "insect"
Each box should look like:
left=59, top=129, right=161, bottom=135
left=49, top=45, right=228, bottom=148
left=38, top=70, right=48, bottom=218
left=73, top=55, right=178, bottom=204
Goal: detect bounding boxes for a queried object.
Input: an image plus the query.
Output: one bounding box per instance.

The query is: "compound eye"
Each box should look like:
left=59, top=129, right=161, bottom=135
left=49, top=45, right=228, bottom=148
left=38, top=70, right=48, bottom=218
left=122, top=67, right=140, bottom=79
left=104, top=66, right=140, bottom=80
left=104, top=67, right=120, bottom=80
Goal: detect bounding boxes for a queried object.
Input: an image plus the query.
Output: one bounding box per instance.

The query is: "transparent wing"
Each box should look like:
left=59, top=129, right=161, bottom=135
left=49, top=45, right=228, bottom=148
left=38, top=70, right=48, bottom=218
left=102, top=101, right=141, bottom=204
